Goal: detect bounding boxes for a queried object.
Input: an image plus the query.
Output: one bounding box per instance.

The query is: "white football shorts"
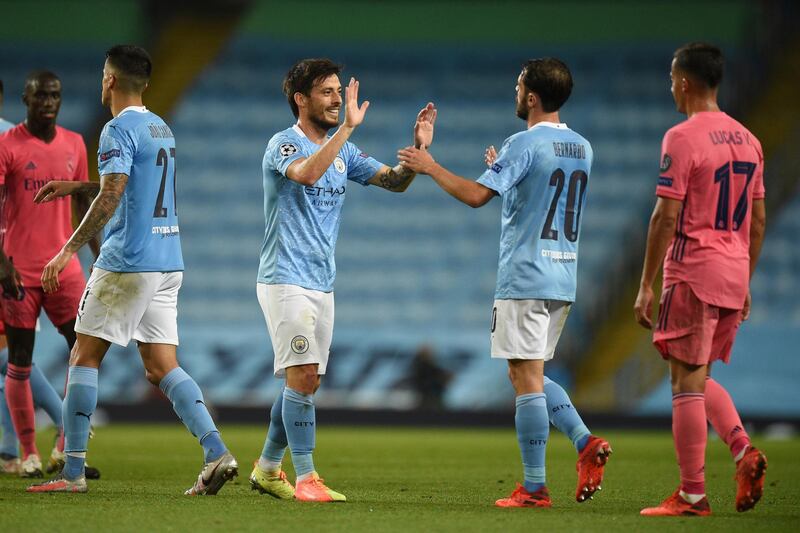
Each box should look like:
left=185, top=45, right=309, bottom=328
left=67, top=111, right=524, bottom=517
left=75, top=267, right=181, bottom=346
left=257, top=283, right=334, bottom=377
left=490, top=299, right=571, bottom=361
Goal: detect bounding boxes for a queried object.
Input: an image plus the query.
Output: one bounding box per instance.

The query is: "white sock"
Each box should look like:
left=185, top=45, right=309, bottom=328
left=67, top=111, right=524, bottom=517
left=296, top=471, right=315, bottom=482
left=679, top=490, right=705, bottom=504
left=733, top=445, right=749, bottom=463
left=257, top=457, right=281, bottom=472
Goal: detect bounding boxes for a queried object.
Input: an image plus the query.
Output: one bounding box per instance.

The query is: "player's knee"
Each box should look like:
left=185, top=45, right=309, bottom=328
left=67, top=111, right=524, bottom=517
left=291, top=367, right=318, bottom=394
left=144, top=369, right=163, bottom=387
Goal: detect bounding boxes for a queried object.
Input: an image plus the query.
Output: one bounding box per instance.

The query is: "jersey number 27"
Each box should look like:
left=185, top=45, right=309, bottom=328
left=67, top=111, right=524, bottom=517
left=154, top=147, right=177, bottom=218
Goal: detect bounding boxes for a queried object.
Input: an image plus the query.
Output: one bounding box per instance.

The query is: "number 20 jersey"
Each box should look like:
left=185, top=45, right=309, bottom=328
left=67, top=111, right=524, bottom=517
left=477, top=122, right=593, bottom=302
left=95, top=106, right=183, bottom=273
left=656, top=111, right=765, bottom=309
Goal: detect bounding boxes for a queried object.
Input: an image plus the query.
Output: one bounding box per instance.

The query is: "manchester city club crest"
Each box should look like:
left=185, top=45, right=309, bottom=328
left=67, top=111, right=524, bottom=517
left=333, top=156, right=346, bottom=174
left=291, top=335, right=309, bottom=354
left=279, top=143, right=298, bottom=157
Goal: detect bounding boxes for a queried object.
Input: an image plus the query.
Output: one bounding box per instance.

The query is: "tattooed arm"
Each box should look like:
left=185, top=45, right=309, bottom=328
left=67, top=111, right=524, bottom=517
left=367, top=164, right=417, bottom=192
left=41, top=173, right=128, bottom=293
left=34, top=180, right=100, bottom=203
left=72, top=185, right=102, bottom=258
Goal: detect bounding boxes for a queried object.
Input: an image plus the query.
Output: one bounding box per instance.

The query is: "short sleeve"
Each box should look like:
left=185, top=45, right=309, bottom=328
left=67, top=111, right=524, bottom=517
left=344, top=142, right=382, bottom=186
left=476, top=135, right=533, bottom=195
left=655, top=129, right=693, bottom=200
left=752, top=140, right=765, bottom=200
left=98, top=124, right=135, bottom=176
left=267, top=134, right=309, bottom=177
left=74, top=135, right=89, bottom=182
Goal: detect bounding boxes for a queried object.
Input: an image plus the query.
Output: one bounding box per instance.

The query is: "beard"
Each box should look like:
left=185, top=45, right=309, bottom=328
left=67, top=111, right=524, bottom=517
left=309, top=106, right=340, bottom=131
left=515, top=99, right=527, bottom=120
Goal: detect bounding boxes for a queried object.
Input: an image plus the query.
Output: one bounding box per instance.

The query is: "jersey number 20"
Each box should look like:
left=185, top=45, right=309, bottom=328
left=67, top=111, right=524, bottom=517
left=541, top=169, right=588, bottom=242
left=154, top=147, right=177, bottom=218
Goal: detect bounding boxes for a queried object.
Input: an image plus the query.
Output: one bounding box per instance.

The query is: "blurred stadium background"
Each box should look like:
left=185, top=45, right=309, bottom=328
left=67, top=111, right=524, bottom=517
left=2, top=0, right=798, bottom=428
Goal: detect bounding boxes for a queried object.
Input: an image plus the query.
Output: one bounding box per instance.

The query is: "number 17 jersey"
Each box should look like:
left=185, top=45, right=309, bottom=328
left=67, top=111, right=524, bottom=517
left=95, top=106, right=183, bottom=273
left=477, top=122, right=593, bottom=302
left=656, top=111, right=765, bottom=309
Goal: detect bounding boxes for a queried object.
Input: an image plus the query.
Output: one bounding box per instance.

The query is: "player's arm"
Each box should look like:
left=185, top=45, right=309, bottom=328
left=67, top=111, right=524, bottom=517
left=285, top=78, right=368, bottom=186
left=72, top=186, right=102, bottom=258
left=0, top=185, right=24, bottom=299
left=367, top=103, right=437, bottom=193
left=742, top=198, right=767, bottom=320
left=397, top=145, right=495, bottom=207
left=41, top=173, right=128, bottom=293
left=34, top=180, right=100, bottom=203
left=633, top=197, right=682, bottom=328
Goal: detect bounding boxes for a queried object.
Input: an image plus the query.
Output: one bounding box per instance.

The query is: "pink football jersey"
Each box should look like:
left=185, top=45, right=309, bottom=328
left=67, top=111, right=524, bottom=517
left=0, top=124, right=88, bottom=287
left=656, top=111, right=765, bottom=310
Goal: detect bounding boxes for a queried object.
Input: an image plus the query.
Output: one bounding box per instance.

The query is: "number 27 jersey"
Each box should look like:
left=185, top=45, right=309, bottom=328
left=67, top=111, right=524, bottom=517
left=95, top=106, right=183, bottom=273
left=477, top=122, right=593, bottom=302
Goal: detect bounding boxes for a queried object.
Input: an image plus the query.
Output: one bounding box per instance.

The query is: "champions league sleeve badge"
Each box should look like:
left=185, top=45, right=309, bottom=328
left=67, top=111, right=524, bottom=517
left=279, top=143, right=298, bottom=157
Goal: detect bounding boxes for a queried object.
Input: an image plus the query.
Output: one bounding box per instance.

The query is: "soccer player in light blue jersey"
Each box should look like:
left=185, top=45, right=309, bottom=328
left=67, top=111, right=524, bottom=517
left=399, top=58, right=611, bottom=508
left=250, top=58, right=436, bottom=502
left=28, top=45, right=237, bottom=495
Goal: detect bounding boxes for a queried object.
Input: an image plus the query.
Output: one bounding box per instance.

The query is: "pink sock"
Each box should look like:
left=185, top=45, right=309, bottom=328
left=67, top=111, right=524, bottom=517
left=5, top=363, right=39, bottom=458
left=673, top=393, right=707, bottom=495
left=705, top=377, right=750, bottom=459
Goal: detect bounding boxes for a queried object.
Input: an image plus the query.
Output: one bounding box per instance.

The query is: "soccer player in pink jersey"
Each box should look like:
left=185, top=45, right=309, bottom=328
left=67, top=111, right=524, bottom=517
left=634, top=43, right=768, bottom=516
left=0, top=71, right=100, bottom=477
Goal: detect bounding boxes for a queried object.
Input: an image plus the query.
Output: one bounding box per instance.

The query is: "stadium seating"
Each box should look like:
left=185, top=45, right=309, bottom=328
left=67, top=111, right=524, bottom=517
left=0, top=44, right=102, bottom=135
left=167, top=38, right=683, bottom=408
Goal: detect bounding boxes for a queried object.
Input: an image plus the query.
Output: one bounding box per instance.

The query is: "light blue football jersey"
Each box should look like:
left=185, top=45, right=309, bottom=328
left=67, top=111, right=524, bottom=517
left=477, top=122, right=593, bottom=302
left=94, top=106, right=183, bottom=272
left=0, top=118, right=14, bottom=133
left=258, top=125, right=383, bottom=292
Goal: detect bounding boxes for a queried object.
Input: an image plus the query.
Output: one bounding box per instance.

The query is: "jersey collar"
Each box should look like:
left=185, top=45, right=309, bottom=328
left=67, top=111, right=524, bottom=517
left=530, top=121, right=568, bottom=130
left=291, top=124, right=307, bottom=138
left=118, top=105, right=148, bottom=117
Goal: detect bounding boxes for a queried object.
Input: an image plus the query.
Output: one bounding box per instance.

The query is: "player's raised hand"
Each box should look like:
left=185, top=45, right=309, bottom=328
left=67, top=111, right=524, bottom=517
left=634, top=285, right=654, bottom=329
left=414, top=102, right=437, bottom=149
left=485, top=145, right=497, bottom=167
left=343, top=77, right=369, bottom=129
left=398, top=145, right=436, bottom=175
left=0, top=260, right=24, bottom=300
left=41, top=249, right=73, bottom=294
left=34, top=180, right=81, bottom=203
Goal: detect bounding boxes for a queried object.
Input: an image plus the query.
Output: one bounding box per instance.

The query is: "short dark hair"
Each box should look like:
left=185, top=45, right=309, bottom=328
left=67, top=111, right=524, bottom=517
left=283, top=58, right=342, bottom=118
left=673, top=42, right=724, bottom=89
left=24, top=70, right=60, bottom=92
left=105, top=44, right=152, bottom=93
left=0, top=79, right=4, bottom=96
left=521, top=58, right=573, bottom=113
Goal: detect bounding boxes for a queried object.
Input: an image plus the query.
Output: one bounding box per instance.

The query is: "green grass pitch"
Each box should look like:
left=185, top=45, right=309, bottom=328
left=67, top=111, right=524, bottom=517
left=0, top=424, right=797, bottom=532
